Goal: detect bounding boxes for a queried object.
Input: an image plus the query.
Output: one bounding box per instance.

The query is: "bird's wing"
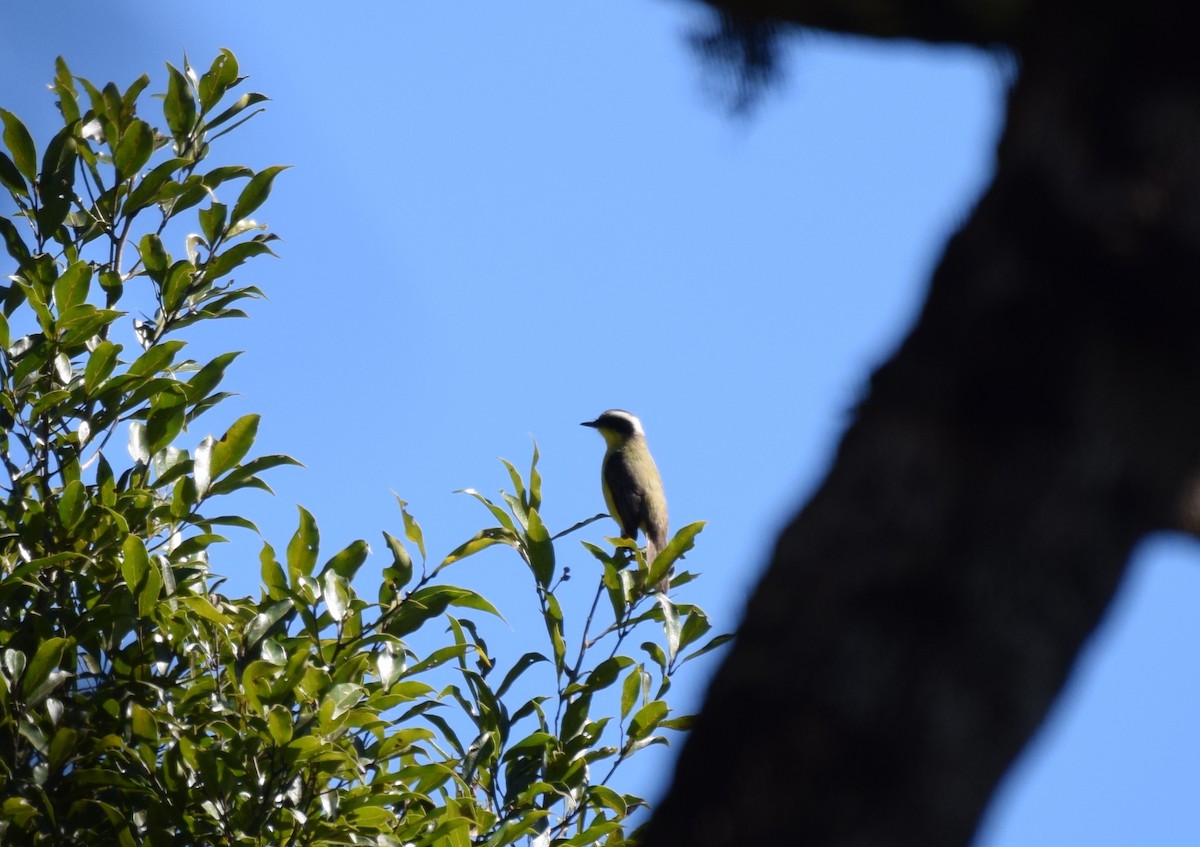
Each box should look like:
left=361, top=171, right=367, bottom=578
left=603, top=451, right=645, bottom=540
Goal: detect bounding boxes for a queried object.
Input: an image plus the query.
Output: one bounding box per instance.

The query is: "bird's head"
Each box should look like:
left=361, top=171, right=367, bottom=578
left=581, top=409, right=644, bottom=447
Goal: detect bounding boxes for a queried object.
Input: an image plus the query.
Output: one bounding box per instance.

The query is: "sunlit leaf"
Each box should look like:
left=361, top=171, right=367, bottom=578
left=230, top=164, right=288, bottom=223
left=620, top=668, right=641, bottom=720
left=0, top=108, right=37, bottom=181
left=260, top=542, right=287, bottom=598
left=286, top=505, right=319, bottom=582
left=84, top=340, right=121, bottom=393
left=120, top=535, right=150, bottom=596
left=198, top=49, right=240, bottom=112
left=267, top=704, right=293, bottom=746
left=323, top=569, right=350, bottom=622
left=164, top=63, right=197, bottom=142
left=382, top=530, right=413, bottom=590
left=245, top=600, right=293, bottom=649
left=646, top=520, right=706, bottom=589
left=627, top=700, right=669, bottom=740
left=53, top=261, right=91, bottom=311
left=209, top=413, right=259, bottom=479
left=526, top=508, right=554, bottom=588
left=114, top=118, right=153, bottom=179
left=322, top=538, right=369, bottom=581
left=397, top=495, right=426, bottom=562
left=658, top=594, right=681, bottom=662
left=21, top=637, right=69, bottom=699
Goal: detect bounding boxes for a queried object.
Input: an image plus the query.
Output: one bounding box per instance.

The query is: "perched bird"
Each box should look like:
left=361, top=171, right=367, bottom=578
left=581, top=409, right=670, bottom=591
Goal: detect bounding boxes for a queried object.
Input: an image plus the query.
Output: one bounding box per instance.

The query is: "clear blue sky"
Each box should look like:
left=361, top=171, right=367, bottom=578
left=4, top=2, right=1200, bottom=843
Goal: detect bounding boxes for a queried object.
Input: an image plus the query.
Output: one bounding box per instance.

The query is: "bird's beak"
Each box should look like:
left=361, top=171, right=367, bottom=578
left=581, top=420, right=598, bottom=428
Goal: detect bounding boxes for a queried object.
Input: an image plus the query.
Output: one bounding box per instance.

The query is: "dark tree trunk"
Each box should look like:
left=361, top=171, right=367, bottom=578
left=646, top=4, right=1200, bottom=845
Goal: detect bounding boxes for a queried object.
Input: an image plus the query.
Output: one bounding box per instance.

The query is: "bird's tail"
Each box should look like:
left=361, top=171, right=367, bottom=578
left=647, top=535, right=670, bottom=594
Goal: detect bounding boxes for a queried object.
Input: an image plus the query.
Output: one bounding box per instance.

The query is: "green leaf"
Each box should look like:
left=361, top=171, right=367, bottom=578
left=124, top=156, right=189, bottom=214
left=52, top=261, right=91, bottom=312
left=139, top=233, right=170, bottom=280
left=495, top=652, right=548, bottom=699
left=407, top=644, right=471, bottom=678
left=323, top=538, right=369, bottom=581
left=528, top=440, right=542, bottom=511
left=286, top=505, right=319, bottom=582
left=587, top=656, right=633, bottom=693
left=545, top=593, right=566, bottom=675
left=170, top=533, right=226, bottom=561
left=678, top=607, right=713, bottom=652
left=164, top=63, right=197, bottom=142
left=4, top=648, right=27, bottom=682
left=681, top=633, right=734, bottom=666
left=199, top=202, right=228, bottom=244
left=161, top=260, right=196, bottom=311
left=456, top=487, right=519, bottom=535
left=126, top=339, right=185, bottom=378
left=627, top=700, right=669, bottom=740
left=384, top=585, right=503, bottom=637
left=139, top=557, right=163, bottom=616
left=21, top=637, right=69, bottom=697
left=562, top=692, right=592, bottom=740
left=267, top=704, right=293, bottom=745
left=322, top=682, right=362, bottom=721
left=1, top=797, right=37, bottom=827
left=54, top=486, right=85, bottom=540
left=526, top=508, right=554, bottom=588
left=122, top=73, right=151, bottom=112
left=620, top=667, right=642, bottom=720
left=382, top=530, right=413, bottom=589
left=178, top=595, right=233, bottom=626
left=205, top=91, right=269, bottom=133
left=658, top=595, right=681, bottom=663
left=130, top=703, right=158, bottom=741
left=121, top=534, right=150, bottom=595
left=146, top=389, right=187, bottom=454
left=440, top=528, right=518, bottom=567
left=203, top=239, right=275, bottom=280
left=260, top=542, right=288, bottom=598
left=0, top=216, right=30, bottom=264
left=660, top=714, right=695, bottom=732
left=323, top=569, right=350, bottom=622
left=193, top=435, right=214, bottom=497
left=244, top=600, right=293, bottom=649
left=198, top=50, right=240, bottom=111
left=0, top=108, right=37, bottom=181
left=397, top=495, right=426, bottom=561
left=376, top=644, right=405, bottom=692
left=36, top=123, right=78, bottom=235
left=646, top=520, right=706, bottom=590
left=48, top=726, right=79, bottom=773
left=84, top=340, right=121, bottom=393
left=641, top=641, right=667, bottom=673
left=0, top=151, right=27, bottom=196
left=52, top=57, right=80, bottom=119
left=114, top=118, right=153, bottom=179
left=209, top=413, right=259, bottom=478
left=185, top=350, right=240, bottom=402
left=230, top=164, right=288, bottom=223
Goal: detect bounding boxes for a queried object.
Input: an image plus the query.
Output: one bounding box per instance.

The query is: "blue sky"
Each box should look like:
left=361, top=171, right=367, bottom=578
left=4, top=2, right=1199, bottom=843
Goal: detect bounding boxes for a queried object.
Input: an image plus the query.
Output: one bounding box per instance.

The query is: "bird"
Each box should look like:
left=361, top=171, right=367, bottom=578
left=581, top=409, right=670, bottom=592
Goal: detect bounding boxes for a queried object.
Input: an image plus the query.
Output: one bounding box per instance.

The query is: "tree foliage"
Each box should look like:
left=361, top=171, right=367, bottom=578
left=0, top=53, right=725, bottom=845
